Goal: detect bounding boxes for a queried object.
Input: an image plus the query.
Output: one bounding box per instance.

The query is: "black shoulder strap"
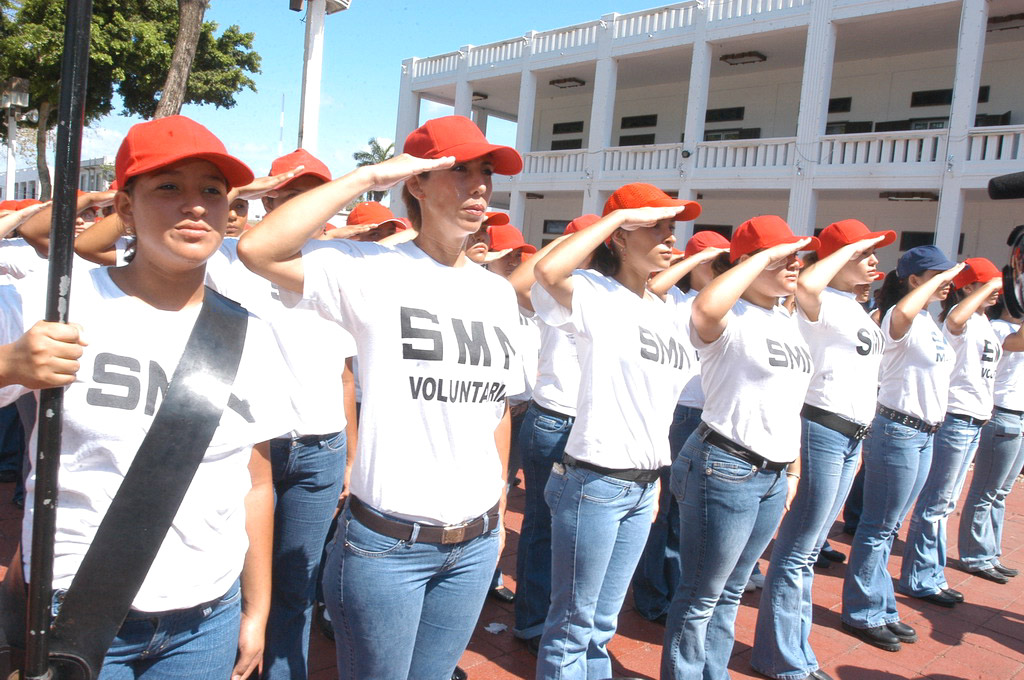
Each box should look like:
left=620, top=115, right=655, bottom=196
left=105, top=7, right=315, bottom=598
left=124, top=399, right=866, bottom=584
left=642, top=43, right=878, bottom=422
left=46, top=288, right=249, bottom=678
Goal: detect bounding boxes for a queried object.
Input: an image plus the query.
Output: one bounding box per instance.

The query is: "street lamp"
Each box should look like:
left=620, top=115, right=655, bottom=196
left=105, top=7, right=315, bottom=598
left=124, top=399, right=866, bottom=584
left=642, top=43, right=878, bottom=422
left=289, top=0, right=351, bottom=153
left=2, top=77, right=30, bottom=202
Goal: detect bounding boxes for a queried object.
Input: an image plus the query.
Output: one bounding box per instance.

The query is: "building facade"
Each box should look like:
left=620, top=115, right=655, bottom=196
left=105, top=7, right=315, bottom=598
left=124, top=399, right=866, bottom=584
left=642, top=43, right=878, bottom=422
left=0, top=156, right=115, bottom=202
left=394, top=0, right=1024, bottom=272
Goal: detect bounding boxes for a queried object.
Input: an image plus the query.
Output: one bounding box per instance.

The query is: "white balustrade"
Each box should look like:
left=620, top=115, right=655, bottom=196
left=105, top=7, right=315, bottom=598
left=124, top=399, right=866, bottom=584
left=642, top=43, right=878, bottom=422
left=468, top=39, right=524, bottom=68
left=965, top=125, right=1024, bottom=163
left=412, top=52, right=459, bottom=78
left=522, top=150, right=588, bottom=175
left=694, top=138, right=796, bottom=170
left=817, top=130, right=944, bottom=167
left=613, top=3, right=696, bottom=40
left=531, top=21, right=601, bottom=56
left=602, top=143, right=684, bottom=173
left=707, top=0, right=810, bottom=22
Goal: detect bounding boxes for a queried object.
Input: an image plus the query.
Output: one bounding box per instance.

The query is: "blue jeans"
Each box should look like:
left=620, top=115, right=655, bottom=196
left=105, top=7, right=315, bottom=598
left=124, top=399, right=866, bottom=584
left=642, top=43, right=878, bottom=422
left=751, top=418, right=862, bottom=679
left=842, top=465, right=866, bottom=533
left=537, top=464, right=657, bottom=680
left=632, top=405, right=702, bottom=621
left=842, top=414, right=933, bottom=629
left=264, top=431, right=346, bottom=680
left=899, top=414, right=981, bottom=596
left=322, top=502, right=499, bottom=680
left=662, top=430, right=789, bottom=680
left=959, top=408, right=1024, bottom=570
left=513, top=402, right=574, bottom=640
left=97, top=580, right=241, bottom=680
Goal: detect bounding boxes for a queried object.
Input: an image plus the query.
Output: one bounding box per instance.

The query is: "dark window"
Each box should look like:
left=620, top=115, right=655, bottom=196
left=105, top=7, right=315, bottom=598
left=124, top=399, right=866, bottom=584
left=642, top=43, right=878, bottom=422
left=899, top=231, right=934, bottom=250
left=976, top=111, right=1011, bottom=126
left=911, top=86, right=990, bottom=108
left=825, top=121, right=873, bottom=134
left=619, top=133, right=656, bottom=146
left=621, top=114, right=658, bottom=129
left=552, top=121, right=584, bottom=134
left=828, top=97, right=852, bottom=114
left=551, top=138, right=583, bottom=150
left=693, top=225, right=733, bottom=239
left=875, top=119, right=912, bottom=132
left=706, top=107, right=745, bottom=123
left=543, top=220, right=571, bottom=235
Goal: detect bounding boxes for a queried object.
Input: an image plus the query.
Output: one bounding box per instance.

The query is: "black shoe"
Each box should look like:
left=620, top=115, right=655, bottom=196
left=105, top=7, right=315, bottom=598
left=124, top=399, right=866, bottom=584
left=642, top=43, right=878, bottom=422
left=809, top=671, right=835, bottom=680
left=942, top=587, right=965, bottom=603
left=521, top=635, right=540, bottom=656
left=814, top=553, right=832, bottom=569
left=820, top=546, right=847, bottom=563
left=886, top=621, right=918, bottom=643
left=451, top=667, right=467, bottom=680
left=970, top=567, right=1010, bottom=584
left=315, top=602, right=334, bottom=641
left=914, top=590, right=958, bottom=608
left=841, top=622, right=901, bottom=652
left=993, top=562, right=1019, bottom=577
left=488, top=586, right=515, bottom=603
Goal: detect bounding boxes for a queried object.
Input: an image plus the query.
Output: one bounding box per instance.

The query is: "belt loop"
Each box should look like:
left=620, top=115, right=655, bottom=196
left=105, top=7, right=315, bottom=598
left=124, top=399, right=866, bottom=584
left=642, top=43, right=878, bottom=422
left=482, top=512, right=490, bottom=533
left=408, top=523, right=420, bottom=545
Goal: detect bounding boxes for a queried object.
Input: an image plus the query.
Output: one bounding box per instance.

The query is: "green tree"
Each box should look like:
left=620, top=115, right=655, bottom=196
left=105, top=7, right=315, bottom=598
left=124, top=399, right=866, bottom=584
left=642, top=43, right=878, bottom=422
left=0, top=0, right=260, bottom=199
left=352, top=137, right=394, bottom=202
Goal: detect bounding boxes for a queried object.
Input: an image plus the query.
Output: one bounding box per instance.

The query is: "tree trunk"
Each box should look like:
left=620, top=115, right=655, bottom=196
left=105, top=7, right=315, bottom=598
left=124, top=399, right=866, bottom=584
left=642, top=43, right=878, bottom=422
left=35, top=99, right=52, bottom=200
left=153, top=0, right=208, bottom=118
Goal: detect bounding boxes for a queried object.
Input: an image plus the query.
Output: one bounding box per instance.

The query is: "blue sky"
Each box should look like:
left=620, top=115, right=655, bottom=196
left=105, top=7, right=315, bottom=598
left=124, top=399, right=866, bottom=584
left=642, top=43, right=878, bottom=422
left=78, top=0, right=667, bottom=179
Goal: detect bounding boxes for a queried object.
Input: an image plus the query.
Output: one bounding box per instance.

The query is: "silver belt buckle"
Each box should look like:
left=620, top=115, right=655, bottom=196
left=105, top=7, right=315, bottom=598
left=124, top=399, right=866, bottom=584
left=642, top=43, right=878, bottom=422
left=441, top=522, right=469, bottom=544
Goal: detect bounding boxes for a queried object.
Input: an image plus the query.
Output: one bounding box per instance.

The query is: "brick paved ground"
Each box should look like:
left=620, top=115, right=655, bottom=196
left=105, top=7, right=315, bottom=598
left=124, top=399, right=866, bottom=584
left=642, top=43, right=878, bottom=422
left=3, top=470, right=1023, bottom=680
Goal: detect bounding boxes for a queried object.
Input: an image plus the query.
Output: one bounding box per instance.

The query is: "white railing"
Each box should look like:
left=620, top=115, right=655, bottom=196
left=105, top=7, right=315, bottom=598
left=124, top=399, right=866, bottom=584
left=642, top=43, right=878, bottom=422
left=707, top=0, right=810, bottom=22
left=817, top=130, right=944, bottom=167
left=603, top=143, right=684, bottom=173
left=522, top=149, right=588, bottom=175
left=613, top=3, right=697, bottom=40
left=412, top=52, right=459, bottom=78
left=468, top=38, right=525, bottom=68
left=966, top=125, right=1024, bottom=163
left=532, top=20, right=602, bottom=57
left=694, top=137, right=796, bottom=170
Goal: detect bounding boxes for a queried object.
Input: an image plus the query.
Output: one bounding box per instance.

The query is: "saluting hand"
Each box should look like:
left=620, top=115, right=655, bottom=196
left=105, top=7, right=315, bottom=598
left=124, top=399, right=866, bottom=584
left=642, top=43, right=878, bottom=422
left=0, top=321, right=87, bottom=389
left=232, top=166, right=308, bottom=201
left=616, top=206, right=688, bottom=231
left=365, top=153, right=456, bottom=192
left=845, top=234, right=887, bottom=260
left=762, top=238, right=812, bottom=270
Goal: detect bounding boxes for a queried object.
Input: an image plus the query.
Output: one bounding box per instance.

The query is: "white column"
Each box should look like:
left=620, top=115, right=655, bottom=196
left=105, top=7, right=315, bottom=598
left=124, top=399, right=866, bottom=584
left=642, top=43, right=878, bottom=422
left=297, top=0, right=326, bottom=153
left=473, top=109, right=488, bottom=134
left=935, top=0, right=989, bottom=258
left=5, top=108, right=17, bottom=202
left=515, top=68, right=537, bottom=154
left=786, top=0, right=835, bottom=235
left=394, top=59, right=421, bottom=153
left=581, top=14, right=618, bottom=216
left=681, top=6, right=710, bottom=161
left=454, top=46, right=473, bottom=118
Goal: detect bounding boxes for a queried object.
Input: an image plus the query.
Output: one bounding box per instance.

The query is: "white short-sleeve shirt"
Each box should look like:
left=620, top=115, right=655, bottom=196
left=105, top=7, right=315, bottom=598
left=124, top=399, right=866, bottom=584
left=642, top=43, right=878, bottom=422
left=667, top=288, right=705, bottom=409
left=944, top=310, right=1001, bottom=420
left=877, top=308, right=954, bottom=425
left=992, top=320, right=1024, bottom=412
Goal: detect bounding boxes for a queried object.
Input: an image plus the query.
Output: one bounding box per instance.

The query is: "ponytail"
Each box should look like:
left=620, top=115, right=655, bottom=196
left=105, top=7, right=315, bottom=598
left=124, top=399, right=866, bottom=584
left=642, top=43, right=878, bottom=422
left=590, top=241, right=621, bottom=277
left=710, top=251, right=734, bottom=277
left=876, top=270, right=909, bottom=320
left=938, top=287, right=965, bottom=323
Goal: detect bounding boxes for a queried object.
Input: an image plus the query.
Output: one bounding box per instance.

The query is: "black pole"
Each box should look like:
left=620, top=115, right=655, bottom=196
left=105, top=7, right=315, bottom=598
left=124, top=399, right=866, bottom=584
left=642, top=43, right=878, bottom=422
left=25, top=1, right=93, bottom=679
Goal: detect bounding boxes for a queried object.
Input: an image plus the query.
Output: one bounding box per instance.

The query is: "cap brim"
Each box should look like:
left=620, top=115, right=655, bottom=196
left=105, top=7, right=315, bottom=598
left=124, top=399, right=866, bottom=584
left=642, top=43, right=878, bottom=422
left=521, top=244, right=538, bottom=255
left=126, top=151, right=255, bottom=189
left=485, top=212, right=510, bottom=226
left=483, top=248, right=513, bottom=263
left=869, top=230, right=898, bottom=250
left=278, top=167, right=332, bottom=188
left=441, top=141, right=523, bottom=175
left=645, top=198, right=702, bottom=221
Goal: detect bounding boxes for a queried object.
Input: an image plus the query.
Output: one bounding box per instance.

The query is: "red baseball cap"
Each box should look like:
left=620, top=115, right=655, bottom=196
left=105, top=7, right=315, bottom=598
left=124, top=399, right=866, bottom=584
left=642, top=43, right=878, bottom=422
left=484, top=223, right=537, bottom=261
left=817, top=219, right=896, bottom=258
left=602, top=184, right=701, bottom=221
left=730, top=215, right=820, bottom=263
left=685, top=230, right=731, bottom=258
left=116, top=115, right=253, bottom=188
left=564, top=214, right=601, bottom=235
left=348, top=201, right=394, bottom=226
left=953, top=257, right=1001, bottom=289
left=108, top=179, right=120, bottom=191
left=484, top=211, right=510, bottom=226
left=404, top=115, right=523, bottom=176
left=269, top=148, right=332, bottom=188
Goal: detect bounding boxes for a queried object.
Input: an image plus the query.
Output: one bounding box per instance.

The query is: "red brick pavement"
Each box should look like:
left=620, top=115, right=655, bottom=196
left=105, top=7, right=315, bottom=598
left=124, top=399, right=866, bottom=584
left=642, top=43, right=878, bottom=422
left=3, top=469, right=1024, bottom=680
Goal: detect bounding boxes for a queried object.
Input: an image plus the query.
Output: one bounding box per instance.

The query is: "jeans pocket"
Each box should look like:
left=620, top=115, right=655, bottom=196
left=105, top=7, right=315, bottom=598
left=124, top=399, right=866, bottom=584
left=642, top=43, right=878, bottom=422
left=992, top=422, right=1022, bottom=439
left=581, top=473, right=631, bottom=503
left=325, top=431, right=348, bottom=452
left=544, top=464, right=568, bottom=510
left=343, top=515, right=406, bottom=558
left=533, top=413, right=566, bottom=434
left=670, top=456, right=692, bottom=502
left=883, top=421, right=919, bottom=440
left=705, top=449, right=757, bottom=483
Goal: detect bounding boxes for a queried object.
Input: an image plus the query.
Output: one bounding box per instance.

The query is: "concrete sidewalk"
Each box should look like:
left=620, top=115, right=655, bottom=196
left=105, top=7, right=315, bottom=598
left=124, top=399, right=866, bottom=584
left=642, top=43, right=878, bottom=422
left=3, top=469, right=1023, bottom=680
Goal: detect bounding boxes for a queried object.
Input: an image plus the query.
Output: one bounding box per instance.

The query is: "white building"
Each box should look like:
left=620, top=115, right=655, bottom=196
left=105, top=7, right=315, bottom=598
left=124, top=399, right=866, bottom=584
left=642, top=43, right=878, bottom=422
left=0, top=156, right=115, bottom=202
left=394, top=0, right=1024, bottom=273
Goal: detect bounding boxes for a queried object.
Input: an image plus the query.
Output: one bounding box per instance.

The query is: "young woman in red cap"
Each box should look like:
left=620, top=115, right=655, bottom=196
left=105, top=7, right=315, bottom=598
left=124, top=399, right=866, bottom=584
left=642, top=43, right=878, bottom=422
left=899, top=257, right=1005, bottom=598
left=750, top=220, right=894, bottom=680
left=530, top=183, right=699, bottom=679
left=841, top=246, right=963, bottom=651
left=3, top=115, right=295, bottom=680
left=237, top=115, right=524, bottom=680
left=661, top=215, right=816, bottom=680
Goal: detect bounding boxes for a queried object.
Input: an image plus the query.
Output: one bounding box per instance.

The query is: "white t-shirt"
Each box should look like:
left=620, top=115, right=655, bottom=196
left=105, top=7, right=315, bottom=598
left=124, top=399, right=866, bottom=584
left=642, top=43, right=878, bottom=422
left=211, top=238, right=355, bottom=437
left=669, top=288, right=705, bottom=409
left=992, top=320, right=1024, bottom=412
left=531, top=315, right=581, bottom=417
left=0, top=238, right=45, bottom=281
left=0, top=284, right=24, bottom=406
left=877, top=308, right=954, bottom=425
left=798, top=287, right=885, bottom=425
left=509, top=309, right=540, bottom=405
left=944, top=310, right=1001, bottom=420
left=694, top=298, right=811, bottom=463
left=295, top=239, right=524, bottom=525
left=13, top=267, right=294, bottom=612
left=532, top=270, right=692, bottom=470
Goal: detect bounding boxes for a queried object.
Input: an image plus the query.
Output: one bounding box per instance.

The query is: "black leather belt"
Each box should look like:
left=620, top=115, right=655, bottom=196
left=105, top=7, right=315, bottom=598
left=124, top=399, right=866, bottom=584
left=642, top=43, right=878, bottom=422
left=562, top=455, right=661, bottom=485
left=877, top=405, right=940, bottom=434
left=949, top=412, right=989, bottom=427
left=348, top=496, right=499, bottom=545
left=696, top=423, right=788, bottom=472
left=531, top=401, right=573, bottom=420
left=995, top=405, right=1024, bottom=417
left=801, top=404, right=870, bottom=440
left=273, top=431, right=342, bottom=446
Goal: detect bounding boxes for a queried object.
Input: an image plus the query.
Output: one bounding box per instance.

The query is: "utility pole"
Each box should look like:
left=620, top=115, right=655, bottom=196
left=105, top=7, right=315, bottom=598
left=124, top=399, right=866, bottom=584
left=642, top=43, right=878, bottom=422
left=290, top=0, right=351, bottom=153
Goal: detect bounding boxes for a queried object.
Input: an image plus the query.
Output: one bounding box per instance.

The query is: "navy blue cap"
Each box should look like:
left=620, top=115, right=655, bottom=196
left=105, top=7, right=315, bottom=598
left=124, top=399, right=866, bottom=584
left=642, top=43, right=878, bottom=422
left=896, top=245, right=957, bottom=278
